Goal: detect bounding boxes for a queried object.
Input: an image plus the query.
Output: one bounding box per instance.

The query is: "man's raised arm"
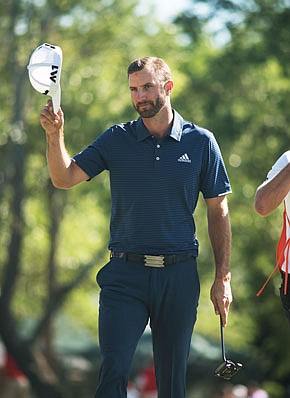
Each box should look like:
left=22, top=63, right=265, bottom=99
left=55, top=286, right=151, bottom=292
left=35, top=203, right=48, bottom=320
left=40, top=100, right=89, bottom=189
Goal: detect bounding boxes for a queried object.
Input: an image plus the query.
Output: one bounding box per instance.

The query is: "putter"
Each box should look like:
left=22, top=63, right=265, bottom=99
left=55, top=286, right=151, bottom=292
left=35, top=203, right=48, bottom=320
left=214, top=315, right=243, bottom=380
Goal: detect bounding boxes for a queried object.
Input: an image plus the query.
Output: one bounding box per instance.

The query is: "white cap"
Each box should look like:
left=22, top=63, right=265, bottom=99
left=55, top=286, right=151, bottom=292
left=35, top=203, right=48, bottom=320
left=27, top=43, right=62, bottom=113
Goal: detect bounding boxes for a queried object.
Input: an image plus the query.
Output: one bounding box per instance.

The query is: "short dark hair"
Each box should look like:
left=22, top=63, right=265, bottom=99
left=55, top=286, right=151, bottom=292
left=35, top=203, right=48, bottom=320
left=127, top=57, right=172, bottom=83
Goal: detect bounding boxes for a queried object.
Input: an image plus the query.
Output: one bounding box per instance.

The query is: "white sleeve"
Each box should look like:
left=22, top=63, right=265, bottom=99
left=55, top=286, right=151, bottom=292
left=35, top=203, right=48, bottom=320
left=266, top=151, right=290, bottom=181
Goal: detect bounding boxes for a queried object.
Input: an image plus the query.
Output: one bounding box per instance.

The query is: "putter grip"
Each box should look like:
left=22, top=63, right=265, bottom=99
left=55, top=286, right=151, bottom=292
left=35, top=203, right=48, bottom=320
left=220, top=315, right=226, bottom=362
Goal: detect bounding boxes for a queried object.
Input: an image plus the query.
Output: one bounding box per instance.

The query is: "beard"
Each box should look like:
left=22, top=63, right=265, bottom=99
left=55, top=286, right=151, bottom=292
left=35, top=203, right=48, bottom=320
left=134, top=95, right=166, bottom=118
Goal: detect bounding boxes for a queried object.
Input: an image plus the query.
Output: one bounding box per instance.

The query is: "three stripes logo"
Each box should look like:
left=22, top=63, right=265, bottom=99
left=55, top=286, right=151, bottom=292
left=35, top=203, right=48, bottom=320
left=178, top=153, right=191, bottom=163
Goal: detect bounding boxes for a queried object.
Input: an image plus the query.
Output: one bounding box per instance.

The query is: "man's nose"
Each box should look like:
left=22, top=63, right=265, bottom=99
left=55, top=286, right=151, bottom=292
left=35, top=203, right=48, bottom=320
left=136, top=88, right=146, bottom=100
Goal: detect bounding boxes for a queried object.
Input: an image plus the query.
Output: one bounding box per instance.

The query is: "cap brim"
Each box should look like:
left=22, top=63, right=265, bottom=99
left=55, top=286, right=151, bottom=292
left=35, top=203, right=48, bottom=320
left=51, top=85, right=61, bottom=113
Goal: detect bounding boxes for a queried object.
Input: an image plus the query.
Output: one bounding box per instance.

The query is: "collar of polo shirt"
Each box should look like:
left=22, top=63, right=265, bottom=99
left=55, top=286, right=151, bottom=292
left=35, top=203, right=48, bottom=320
left=136, top=110, right=183, bottom=142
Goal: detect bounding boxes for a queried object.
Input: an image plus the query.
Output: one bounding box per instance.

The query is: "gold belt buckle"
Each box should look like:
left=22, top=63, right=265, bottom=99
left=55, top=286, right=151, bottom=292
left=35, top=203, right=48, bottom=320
left=144, top=255, right=165, bottom=267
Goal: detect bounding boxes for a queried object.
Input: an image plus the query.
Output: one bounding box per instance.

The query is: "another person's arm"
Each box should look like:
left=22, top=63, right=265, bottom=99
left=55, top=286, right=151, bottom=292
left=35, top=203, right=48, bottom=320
left=40, top=100, right=89, bottom=189
left=206, top=195, right=232, bottom=327
left=254, top=163, right=290, bottom=216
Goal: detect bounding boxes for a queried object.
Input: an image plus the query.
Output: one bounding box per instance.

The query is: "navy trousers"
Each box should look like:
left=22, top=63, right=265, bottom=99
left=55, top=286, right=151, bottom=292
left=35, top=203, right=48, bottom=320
left=94, top=256, right=200, bottom=398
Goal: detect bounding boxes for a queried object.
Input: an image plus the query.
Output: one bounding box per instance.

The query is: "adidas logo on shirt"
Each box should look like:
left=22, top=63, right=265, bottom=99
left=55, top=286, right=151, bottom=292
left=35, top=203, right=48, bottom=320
left=178, top=153, right=192, bottom=163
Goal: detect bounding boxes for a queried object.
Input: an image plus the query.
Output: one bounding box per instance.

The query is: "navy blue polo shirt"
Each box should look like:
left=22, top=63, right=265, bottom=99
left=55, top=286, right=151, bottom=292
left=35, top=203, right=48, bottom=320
left=73, top=110, right=231, bottom=256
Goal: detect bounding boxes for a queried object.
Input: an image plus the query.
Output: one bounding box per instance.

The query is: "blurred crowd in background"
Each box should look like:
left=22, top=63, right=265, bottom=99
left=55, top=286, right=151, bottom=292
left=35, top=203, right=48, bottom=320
left=0, top=343, right=276, bottom=398
left=212, top=382, right=269, bottom=398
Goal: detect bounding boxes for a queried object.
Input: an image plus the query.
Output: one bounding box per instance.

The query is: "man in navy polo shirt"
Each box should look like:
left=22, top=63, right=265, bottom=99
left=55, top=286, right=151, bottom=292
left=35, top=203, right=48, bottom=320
left=40, top=57, right=232, bottom=398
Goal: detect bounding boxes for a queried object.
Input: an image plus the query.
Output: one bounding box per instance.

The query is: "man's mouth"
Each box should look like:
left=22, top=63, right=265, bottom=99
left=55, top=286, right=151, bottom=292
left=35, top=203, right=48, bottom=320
left=137, top=102, right=151, bottom=108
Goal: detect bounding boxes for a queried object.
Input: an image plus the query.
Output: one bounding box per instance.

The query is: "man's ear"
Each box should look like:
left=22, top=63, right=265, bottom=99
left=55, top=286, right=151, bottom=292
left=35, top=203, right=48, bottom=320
left=165, top=80, right=174, bottom=95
